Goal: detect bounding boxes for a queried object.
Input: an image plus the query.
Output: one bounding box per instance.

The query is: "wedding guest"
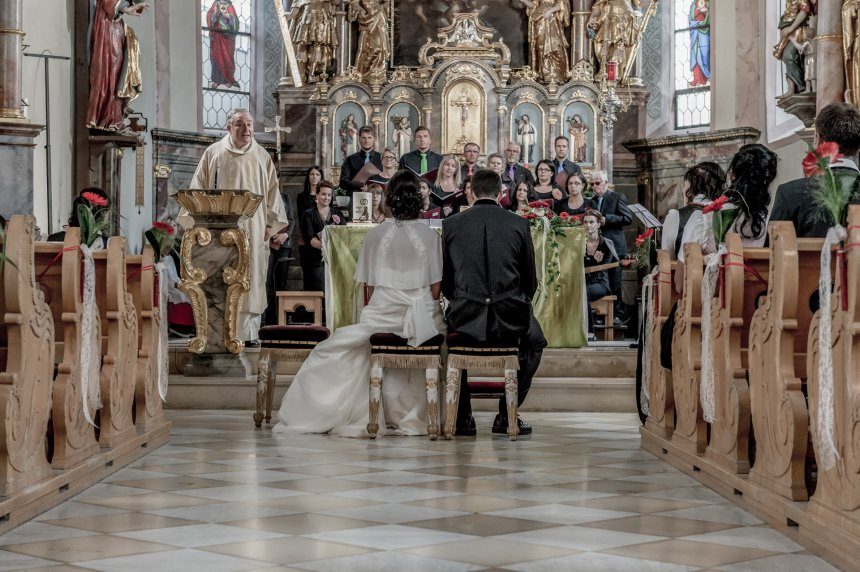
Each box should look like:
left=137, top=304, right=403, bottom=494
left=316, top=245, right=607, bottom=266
left=398, top=126, right=443, bottom=174
left=583, top=208, right=619, bottom=336
left=723, top=144, right=779, bottom=247
left=339, top=126, right=383, bottom=192
left=508, top=180, right=537, bottom=213
left=555, top=172, right=595, bottom=217
left=771, top=102, right=860, bottom=237
left=592, top=170, right=632, bottom=323
left=550, top=135, right=582, bottom=186
left=432, top=154, right=463, bottom=216
left=461, top=141, right=481, bottom=179
left=419, top=177, right=441, bottom=219
left=300, top=180, right=346, bottom=291
left=660, top=161, right=725, bottom=260
left=296, top=166, right=325, bottom=219
left=533, top=159, right=565, bottom=205
left=367, top=182, right=387, bottom=223
left=486, top=153, right=511, bottom=201
left=378, top=147, right=398, bottom=181
left=503, top=141, right=536, bottom=186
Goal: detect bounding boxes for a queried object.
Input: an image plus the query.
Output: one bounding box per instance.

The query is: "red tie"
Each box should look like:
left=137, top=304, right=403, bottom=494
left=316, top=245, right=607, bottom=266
left=468, top=165, right=473, bottom=176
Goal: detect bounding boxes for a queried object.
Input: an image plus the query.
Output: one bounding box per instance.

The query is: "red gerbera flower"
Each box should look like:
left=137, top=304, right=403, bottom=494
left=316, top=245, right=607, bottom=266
left=559, top=212, right=570, bottom=219
left=803, top=141, right=844, bottom=178
left=82, top=191, right=108, bottom=208
left=528, top=200, right=550, bottom=209
left=702, top=195, right=729, bottom=214
left=152, top=221, right=175, bottom=236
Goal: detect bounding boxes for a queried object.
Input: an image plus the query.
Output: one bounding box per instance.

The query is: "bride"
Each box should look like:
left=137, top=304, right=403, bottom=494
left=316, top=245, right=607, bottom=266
left=274, top=171, right=446, bottom=437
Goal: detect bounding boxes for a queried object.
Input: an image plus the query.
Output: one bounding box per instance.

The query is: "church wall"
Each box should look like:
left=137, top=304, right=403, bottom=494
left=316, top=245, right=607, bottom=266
left=166, top=2, right=200, bottom=133
left=22, top=0, right=74, bottom=235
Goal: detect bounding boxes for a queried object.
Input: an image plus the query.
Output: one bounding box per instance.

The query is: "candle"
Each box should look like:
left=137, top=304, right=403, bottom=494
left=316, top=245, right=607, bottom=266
left=607, top=61, right=618, bottom=82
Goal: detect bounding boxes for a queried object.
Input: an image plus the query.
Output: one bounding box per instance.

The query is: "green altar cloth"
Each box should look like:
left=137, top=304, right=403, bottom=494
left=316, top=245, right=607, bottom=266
left=322, top=224, right=587, bottom=348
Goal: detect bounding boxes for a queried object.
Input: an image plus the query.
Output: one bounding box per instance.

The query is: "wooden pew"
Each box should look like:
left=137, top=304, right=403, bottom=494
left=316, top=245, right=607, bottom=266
left=671, top=242, right=707, bottom=454
left=642, top=250, right=677, bottom=440
left=34, top=228, right=100, bottom=469
left=747, top=222, right=823, bottom=501
left=92, top=237, right=138, bottom=448
left=126, top=246, right=168, bottom=433
left=705, top=233, right=769, bottom=474
left=0, top=215, right=55, bottom=495
left=805, top=205, right=860, bottom=559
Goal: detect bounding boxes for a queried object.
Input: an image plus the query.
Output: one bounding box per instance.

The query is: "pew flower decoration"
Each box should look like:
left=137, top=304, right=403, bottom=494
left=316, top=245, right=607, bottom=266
left=802, top=140, right=858, bottom=469
left=145, top=221, right=177, bottom=262
left=702, top=195, right=740, bottom=245
left=633, top=228, right=655, bottom=271
left=519, top=201, right=581, bottom=294
left=77, top=191, right=111, bottom=248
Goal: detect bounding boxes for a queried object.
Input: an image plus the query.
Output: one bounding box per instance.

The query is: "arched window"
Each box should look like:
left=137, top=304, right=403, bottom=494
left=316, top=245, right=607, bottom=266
left=201, top=0, right=252, bottom=130
left=673, top=0, right=711, bottom=129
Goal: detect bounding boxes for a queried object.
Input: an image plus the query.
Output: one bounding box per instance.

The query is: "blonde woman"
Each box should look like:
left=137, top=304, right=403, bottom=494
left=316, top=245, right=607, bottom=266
left=432, top=154, right=463, bottom=217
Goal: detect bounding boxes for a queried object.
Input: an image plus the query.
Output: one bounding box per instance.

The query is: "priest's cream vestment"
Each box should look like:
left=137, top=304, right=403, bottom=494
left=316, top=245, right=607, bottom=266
left=181, top=134, right=289, bottom=341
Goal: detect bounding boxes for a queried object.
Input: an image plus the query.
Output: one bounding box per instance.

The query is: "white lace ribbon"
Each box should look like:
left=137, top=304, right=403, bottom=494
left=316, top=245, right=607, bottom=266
left=155, top=262, right=169, bottom=402
left=699, top=244, right=725, bottom=423
left=79, top=244, right=101, bottom=426
left=816, top=225, right=846, bottom=469
left=639, top=266, right=659, bottom=416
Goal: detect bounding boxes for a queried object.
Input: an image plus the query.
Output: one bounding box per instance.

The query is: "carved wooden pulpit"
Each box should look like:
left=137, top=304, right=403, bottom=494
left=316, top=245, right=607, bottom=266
left=176, top=189, right=262, bottom=377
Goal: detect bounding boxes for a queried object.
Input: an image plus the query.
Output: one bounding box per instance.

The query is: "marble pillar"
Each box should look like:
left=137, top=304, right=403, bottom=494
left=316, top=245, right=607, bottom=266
left=0, top=121, right=44, bottom=220
left=0, top=0, right=24, bottom=119
left=816, top=0, right=845, bottom=111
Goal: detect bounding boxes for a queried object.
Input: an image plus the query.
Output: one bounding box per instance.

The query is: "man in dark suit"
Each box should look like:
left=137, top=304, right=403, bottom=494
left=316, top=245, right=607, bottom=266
left=503, top=141, right=536, bottom=186
left=592, top=171, right=632, bottom=322
left=339, top=126, right=383, bottom=192
left=398, top=125, right=443, bottom=175
left=770, top=102, right=860, bottom=237
left=460, top=141, right=481, bottom=180
left=442, top=169, right=547, bottom=436
left=550, top=136, right=582, bottom=186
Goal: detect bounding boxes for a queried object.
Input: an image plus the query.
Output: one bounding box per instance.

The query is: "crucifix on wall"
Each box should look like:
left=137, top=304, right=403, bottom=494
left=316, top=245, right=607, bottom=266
left=265, top=115, right=292, bottom=162
left=450, top=88, right=476, bottom=136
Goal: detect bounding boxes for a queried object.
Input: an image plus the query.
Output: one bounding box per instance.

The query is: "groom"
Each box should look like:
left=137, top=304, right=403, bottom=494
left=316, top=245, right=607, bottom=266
left=442, top=169, right=547, bottom=436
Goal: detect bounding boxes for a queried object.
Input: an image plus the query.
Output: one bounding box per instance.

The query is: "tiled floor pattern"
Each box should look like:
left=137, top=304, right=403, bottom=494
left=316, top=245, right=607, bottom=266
left=0, top=411, right=841, bottom=571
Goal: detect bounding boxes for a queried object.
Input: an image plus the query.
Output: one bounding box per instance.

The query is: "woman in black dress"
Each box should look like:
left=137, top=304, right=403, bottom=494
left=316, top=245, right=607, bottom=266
left=582, top=208, right=617, bottom=303
left=300, top=180, right=346, bottom=291
left=555, top=172, right=595, bottom=217
left=507, top=180, right=538, bottom=213
left=296, top=166, right=324, bottom=217
left=532, top=159, right=565, bottom=207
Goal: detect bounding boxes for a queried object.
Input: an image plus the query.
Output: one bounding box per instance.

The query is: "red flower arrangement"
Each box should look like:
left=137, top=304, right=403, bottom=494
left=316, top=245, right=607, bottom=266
left=701, top=195, right=729, bottom=214
left=559, top=212, right=569, bottom=219
left=635, top=228, right=655, bottom=247
left=633, top=228, right=656, bottom=270
left=81, top=191, right=108, bottom=208
left=802, top=141, right=841, bottom=178
left=151, top=221, right=175, bottom=235
left=803, top=141, right=856, bottom=227
left=146, top=220, right=178, bottom=261
left=528, top=200, right=551, bottom=209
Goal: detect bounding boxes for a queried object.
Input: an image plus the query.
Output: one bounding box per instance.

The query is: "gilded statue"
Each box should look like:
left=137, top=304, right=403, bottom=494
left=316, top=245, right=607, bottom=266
left=288, top=0, right=338, bottom=82
left=520, top=0, right=571, bottom=84
left=844, top=0, right=860, bottom=105
left=587, top=0, right=654, bottom=85
left=347, top=0, right=391, bottom=79
left=773, top=0, right=816, bottom=95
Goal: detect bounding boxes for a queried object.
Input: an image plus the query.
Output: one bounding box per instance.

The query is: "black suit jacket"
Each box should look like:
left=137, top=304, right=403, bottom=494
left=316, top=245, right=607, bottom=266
left=504, top=163, right=535, bottom=187
left=398, top=149, right=443, bottom=175
left=339, top=150, right=383, bottom=192
left=460, top=162, right=480, bottom=181
left=770, top=167, right=860, bottom=238
left=551, top=158, right=582, bottom=179
left=442, top=200, right=543, bottom=343
left=596, top=190, right=633, bottom=256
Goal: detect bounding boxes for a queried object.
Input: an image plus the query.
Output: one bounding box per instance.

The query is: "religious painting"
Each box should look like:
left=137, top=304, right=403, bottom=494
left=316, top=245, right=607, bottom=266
left=207, top=0, right=240, bottom=88
left=510, top=103, right=543, bottom=167
left=673, top=0, right=711, bottom=128
left=386, top=102, right=420, bottom=159
left=442, top=80, right=485, bottom=156
left=201, top=0, right=252, bottom=129
left=333, top=102, right=367, bottom=166
left=563, top=102, right=595, bottom=166
left=393, top=1, right=528, bottom=67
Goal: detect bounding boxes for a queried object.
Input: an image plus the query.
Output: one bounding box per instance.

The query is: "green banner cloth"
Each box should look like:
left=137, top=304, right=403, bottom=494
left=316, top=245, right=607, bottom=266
left=323, top=224, right=587, bottom=348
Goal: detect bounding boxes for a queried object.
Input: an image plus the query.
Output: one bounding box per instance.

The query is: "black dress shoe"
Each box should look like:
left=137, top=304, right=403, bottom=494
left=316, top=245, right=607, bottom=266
left=455, top=414, right=477, bottom=436
left=492, top=414, right=532, bottom=435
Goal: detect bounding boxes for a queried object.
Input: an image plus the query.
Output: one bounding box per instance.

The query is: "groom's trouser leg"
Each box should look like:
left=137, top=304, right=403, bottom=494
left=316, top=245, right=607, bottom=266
left=457, top=370, right=472, bottom=426
left=498, top=316, right=546, bottom=417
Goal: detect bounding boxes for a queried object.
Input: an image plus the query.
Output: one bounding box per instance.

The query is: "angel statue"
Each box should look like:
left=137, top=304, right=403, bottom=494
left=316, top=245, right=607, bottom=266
left=520, top=0, right=571, bottom=84
left=288, top=0, right=338, bottom=83
left=587, top=0, right=651, bottom=85
left=347, top=0, right=390, bottom=79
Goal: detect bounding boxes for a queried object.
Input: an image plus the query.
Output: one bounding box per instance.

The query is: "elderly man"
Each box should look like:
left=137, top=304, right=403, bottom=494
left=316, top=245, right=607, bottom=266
left=591, top=170, right=632, bottom=324
left=502, top=141, right=535, bottom=189
left=182, top=108, right=290, bottom=344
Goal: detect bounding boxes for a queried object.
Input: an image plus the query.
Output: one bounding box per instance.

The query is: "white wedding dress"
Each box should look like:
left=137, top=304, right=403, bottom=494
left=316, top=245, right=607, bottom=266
left=274, top=219, right=446, bottom=438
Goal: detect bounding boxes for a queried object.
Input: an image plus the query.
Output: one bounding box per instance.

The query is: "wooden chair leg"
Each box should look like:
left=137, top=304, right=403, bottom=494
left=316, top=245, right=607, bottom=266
left=605, top=302, right=614, bottom=342
left=443, top=366, right=461, bottom=440
left=265, top=354, right=278, bottom=423
left=254, top=351, right=271, bottom=427
left=504, top=368, right=519, bottom=441
left=425, top=367, right=439, bottom=441
left=367, top=365, right=383, bottom=438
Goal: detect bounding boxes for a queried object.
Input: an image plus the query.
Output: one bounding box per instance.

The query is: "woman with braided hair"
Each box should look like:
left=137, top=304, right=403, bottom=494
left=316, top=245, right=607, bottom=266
left=723, top=143, right=779, bottom=247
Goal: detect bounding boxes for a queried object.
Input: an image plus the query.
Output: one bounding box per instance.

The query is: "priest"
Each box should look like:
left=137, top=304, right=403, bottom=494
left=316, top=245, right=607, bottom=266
left=181, top=108, right=290, bottom=344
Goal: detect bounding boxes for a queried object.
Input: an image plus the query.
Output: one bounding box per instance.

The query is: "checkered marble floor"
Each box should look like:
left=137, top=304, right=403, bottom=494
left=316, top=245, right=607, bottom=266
left=0, top=411, right=841, bottom=571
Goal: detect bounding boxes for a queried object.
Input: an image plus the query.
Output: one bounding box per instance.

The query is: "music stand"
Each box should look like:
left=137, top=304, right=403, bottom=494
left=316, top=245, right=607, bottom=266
left=629, top=204, right=661, bottom=230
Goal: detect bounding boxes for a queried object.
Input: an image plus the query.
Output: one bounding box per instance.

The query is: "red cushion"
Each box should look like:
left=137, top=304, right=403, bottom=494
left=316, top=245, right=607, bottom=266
left=469, top=380, right=505, bottom=393
left=168, top=303, right=195, bottom=327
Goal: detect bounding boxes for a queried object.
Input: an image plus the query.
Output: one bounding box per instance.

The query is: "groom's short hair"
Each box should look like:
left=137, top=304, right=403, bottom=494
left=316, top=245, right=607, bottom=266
left=471, top=169, right=501, bottom=199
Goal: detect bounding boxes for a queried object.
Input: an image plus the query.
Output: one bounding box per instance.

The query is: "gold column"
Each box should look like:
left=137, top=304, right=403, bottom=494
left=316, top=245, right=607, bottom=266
left=571, top=1, right=594, bottom=65
left=0, top=0, right=24, bottom=119
left=816, top=1, right=845, bottom=111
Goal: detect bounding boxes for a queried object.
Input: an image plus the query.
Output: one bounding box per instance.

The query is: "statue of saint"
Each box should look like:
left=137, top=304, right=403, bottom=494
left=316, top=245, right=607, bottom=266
left=844, top=1, right=860, bottom=105
left=288, top=0, right=338, bottom=83
left=348, top=0, right=390, bottom=79
left=516, top=114, right=537, bottom=165
left=86, top=0, right=148, bottom=132
left=773, top=0, right=815, bottom=95
left=520, top=0, right=571, bottom=84
left=568, top=115, right=589, bottom=163
left=392, top=116, right=413, bottom=159
left=587, top=0, right=643, bottom=84
left=339, top=114, right=360, bottom=157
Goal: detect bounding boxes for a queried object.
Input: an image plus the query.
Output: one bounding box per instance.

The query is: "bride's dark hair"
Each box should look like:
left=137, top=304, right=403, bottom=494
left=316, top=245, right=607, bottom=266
left=387, top=170, right=423, bottom=220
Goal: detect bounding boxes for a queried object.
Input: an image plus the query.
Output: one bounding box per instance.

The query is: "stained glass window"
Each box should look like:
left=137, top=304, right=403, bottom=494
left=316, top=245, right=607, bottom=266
left=201, top=0, right=252, bottom=130
left=673, top=0, right=711, bottom=129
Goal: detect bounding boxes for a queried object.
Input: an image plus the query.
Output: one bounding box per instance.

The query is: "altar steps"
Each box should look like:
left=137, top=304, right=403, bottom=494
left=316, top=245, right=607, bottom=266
left=167, top=345, right=636, bottom=413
